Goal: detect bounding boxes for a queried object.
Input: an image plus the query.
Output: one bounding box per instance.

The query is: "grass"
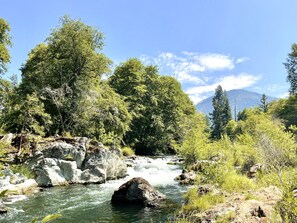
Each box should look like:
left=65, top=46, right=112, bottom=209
left=216, top=211, right=236, bottom=223
left=182, top=187, right=224, bottom=213
left=221, top=172, right=256, bottom=192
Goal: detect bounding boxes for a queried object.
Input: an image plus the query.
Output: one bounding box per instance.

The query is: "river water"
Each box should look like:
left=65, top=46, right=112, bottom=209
left=1, top=157, right=187, bottom=223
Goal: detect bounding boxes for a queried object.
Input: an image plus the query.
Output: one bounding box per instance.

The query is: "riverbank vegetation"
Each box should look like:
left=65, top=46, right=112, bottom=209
left=174, top=44, right=297, bottom=222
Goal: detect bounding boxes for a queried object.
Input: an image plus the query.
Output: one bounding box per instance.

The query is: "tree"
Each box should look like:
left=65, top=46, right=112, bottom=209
left=284, top=43, right=297, bottom=95
left=0, top=18, right=12, bottom=75
left=19, top=16, right=113, bottom=136
left=2, top=92, right=52, bottom=136
left=210, top=85, right=232, bottom=139
left=109, top=58, right=197, bottom=154
left=259, top=93, right=268, bottom=113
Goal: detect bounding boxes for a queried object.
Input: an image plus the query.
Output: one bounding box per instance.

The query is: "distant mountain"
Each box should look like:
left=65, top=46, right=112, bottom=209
left=196, top=89, right=278, bottom=118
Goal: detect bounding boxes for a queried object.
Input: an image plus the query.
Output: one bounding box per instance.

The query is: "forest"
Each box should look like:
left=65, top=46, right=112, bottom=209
left=1, top=16, right=297, bottom=222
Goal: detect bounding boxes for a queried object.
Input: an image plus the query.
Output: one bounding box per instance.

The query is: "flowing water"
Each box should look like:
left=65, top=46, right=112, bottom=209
left=1, top=157, right=187, bottom=223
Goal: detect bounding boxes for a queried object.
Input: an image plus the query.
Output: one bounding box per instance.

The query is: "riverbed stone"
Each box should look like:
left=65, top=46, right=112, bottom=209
left=175, top=170, right=196, bottom=185
left=111, top=177, right=166, bottom=207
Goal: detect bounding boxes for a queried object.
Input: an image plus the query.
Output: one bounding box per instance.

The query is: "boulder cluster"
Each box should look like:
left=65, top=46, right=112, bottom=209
left=32, top=137, right=127, bottom=186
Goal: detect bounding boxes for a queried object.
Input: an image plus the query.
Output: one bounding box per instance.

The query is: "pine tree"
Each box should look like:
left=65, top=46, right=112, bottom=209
left=259, top=94, right=268, bottom=113
left=210, top=85, right=232, bottom=139
left=284, top=43, right=297, bottom=95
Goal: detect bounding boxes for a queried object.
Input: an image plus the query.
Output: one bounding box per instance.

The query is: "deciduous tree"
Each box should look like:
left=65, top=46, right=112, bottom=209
left=0, top=18, right=11, bottom=74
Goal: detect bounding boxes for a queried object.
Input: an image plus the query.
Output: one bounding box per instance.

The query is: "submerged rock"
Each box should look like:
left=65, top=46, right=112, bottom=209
left=0, top=201, right=7, bottom=214
left=33, top=137, right=127, bottom=187
left=111, top=177, right=166, bottom=207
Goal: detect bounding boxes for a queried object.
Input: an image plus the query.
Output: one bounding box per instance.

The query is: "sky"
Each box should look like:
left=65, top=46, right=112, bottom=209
left=1, top=0, right=297, bottom=104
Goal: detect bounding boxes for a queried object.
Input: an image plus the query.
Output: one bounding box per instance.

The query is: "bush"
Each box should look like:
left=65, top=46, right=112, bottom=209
left=276, top=189, right=297, bottom=222
left=182, top=187, right=224, bottom=213
left=121, top=146, right=135, bottom=156
left=10, top=164, right=34, bottom=179
left=221, top=172, right=256, bottom=192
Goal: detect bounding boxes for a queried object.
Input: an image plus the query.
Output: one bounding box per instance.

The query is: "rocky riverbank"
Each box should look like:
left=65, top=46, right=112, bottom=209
left=31, top=137, right=127, bottom=186
left=0, top=135, right=128, bottom=214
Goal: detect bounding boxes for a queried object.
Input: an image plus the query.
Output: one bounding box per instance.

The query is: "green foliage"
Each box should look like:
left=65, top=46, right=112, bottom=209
left=109, top=58, right=197, bottom=154
left=284, top=43, right=297, bottom=95
left=269, top=95, right=297, bottom=129
left=19, top=16, right=112, bottom=136
left=2, top=92, right=52, bottom=136
left=210, top=85, right=232, bottom=139
left=179, top=113, right=210, bottom=165
left=0, top=189, right=8, bottom=198
left=221, top=172, right=256, bottom=192
left=236, top=109, right=297, bottom=184
left=223, top=119, right=237, bottom=140
left=182, top=188, right=224, bottom=213
left=41, top=214, right=62, bottom=223
left=31, top=213, right=62, bottom=223
left=72, top=83, right=131, bottom=142
left=121, top=146, right=135, bottom=156
left=259, top=93, right=269, bottom=113
left=216, top=211, right=236, bottom=223
left=10, top=164, right=34, bottom=179
left=0, top=18, right=12, bottom=74
left=276, top=188, right=297, bottom=222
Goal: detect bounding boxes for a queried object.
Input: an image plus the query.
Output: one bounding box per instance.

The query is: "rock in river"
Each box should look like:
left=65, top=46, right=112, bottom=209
left=111, top=177, right=165, bottom=207
left=33, top=137, right=127, bottom=186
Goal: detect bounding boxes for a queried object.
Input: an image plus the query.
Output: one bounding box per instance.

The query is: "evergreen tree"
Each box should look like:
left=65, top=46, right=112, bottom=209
left=259, top=93, right=268, bottom=113
left=284, top=43, right=297, bottom=95
left=210, top=85, right=232, bottom=139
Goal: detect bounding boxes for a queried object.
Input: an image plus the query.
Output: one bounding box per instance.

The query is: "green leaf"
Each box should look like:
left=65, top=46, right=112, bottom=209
left=41, top=213, right=62, bottom=223
left=0, top=189, right=8, bottom=198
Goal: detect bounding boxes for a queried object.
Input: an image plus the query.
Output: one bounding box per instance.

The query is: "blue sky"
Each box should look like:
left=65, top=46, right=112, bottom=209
left=2, top=0, right=297, bottom=103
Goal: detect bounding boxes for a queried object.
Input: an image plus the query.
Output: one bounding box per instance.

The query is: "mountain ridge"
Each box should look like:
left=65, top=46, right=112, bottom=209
left=196, top=89, right=278, bottom=117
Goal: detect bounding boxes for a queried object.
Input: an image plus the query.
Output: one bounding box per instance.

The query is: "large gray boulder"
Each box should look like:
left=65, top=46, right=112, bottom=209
left=42, top=137, right=88, bottom=168
left=83, top=148, right=127, bottom=181
left=111, top=177, right=166, bottom=207
left=33, top=138, right=127, bottom=187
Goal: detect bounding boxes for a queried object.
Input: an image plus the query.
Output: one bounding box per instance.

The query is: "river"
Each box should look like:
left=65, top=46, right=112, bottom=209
left=1, top=157, right=187, bottom=223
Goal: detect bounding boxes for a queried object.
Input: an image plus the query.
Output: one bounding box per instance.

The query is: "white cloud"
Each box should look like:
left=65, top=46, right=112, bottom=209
left=186, top=73, right=262, bottom=104
left=141, top=52, right=249, bottom=85
left=140, top=52, right=256, bottom=104
left=236, top=57, right=250, bottom=64
left=198, top=54, right=234, bottom=71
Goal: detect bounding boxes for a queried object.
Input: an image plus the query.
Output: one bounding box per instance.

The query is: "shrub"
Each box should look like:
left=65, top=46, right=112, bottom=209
left=221, top=172, right=256, bottom=192
left=276, top=189, right=297, bottom=222
left=10, top=164, right=34, bottom=179
left=182, top=187, right=224, bottom=213
left=121, top=146, right=135, bottom=156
